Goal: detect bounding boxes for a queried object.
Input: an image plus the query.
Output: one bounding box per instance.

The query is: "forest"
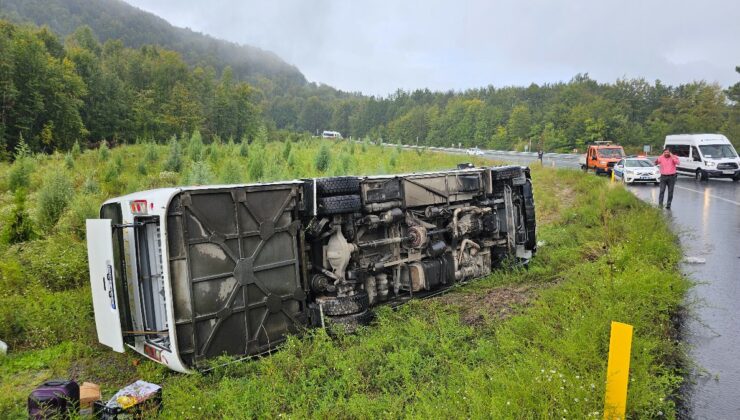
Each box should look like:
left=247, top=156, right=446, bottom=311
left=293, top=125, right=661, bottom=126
left=0, top=20, right=264, bottom=158
left=0, top=0, right=306, bottom=88
left=0, top=17, right=739, bottom=159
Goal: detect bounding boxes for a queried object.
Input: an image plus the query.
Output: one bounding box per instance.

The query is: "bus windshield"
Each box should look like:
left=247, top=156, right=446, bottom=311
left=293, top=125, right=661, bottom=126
left=699, top=144, right=738, bottom=159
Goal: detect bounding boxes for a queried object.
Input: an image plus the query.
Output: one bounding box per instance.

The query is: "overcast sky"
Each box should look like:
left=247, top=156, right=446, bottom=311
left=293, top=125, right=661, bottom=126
left=124, top=0, right=739, bottom=96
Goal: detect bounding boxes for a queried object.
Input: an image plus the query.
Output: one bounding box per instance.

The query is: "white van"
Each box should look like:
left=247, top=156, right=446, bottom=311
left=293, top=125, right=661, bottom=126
left=321, top=130, right=342, bottom=139
left=664, top=134, right=740, bottom=181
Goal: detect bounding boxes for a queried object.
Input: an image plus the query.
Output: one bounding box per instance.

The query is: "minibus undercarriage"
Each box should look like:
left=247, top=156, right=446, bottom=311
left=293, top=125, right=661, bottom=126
left=88, top=165, right=537, bottom=372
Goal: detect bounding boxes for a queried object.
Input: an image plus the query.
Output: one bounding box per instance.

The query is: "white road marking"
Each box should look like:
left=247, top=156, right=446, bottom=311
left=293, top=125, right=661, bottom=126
left=675, top=185, right=740, bottom=206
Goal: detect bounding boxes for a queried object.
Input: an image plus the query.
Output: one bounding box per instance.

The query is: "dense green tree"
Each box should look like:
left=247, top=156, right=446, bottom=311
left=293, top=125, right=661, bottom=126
left=269, top=97, right=300, bottom=131
left=162, top=81, right=202, bottom=135
left=299, top=96, right=332, bottom=135
left=388, top=107, right=429, bottom=145
left=163, top=137, right=183, bottom=172
left=0, top=21, right=86, bottom=154
left=1, top=190, right=35, bottom=244
left=66, top=27, right=131, bottom=142
left=315, top=143, right=331, bottom=172
left=36, top=175, right=73, bottom=230
left=330, top=100, right=355, bottom=136
left=727, top=67, right=740, bottom=103
left=507, top=104, right=532, bottom=141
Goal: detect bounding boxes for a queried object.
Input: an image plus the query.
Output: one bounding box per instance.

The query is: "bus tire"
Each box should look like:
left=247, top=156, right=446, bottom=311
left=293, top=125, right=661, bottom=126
left=326, top=309, right=375, bottom=334
left=316, top=291, right=369, bottom=316
left=317, top=194, right=362, bottom=215
left=315, top=177, right=361, bottom=196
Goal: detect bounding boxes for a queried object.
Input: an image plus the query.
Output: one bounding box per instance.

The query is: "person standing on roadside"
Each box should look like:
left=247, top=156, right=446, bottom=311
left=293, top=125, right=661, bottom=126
left=655, top=148, right=680, bottom=209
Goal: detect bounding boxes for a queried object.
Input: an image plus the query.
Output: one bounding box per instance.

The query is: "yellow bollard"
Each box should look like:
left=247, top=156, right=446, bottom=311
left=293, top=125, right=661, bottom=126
left=604, top=321, right=633, bottom=420
left=611, top=169, right=615, bottom=183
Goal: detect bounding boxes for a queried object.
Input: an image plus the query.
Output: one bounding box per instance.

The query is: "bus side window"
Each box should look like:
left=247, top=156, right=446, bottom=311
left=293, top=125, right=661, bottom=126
left=691, top=146, right=702, bottom=162
left=670, top=145, right=690, bottom=158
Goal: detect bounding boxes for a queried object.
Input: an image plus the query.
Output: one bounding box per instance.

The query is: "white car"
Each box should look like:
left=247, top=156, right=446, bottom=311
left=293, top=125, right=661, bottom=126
left=613, top=158, right=660, bottom=184
left=466, top=147, right=484, bottom=156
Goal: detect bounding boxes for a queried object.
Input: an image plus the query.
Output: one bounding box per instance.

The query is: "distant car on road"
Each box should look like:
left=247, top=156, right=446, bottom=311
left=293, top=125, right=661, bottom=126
left=613, top=158, right=660, bottom=184
left=322, top=130, right=342, bottom=139
left=466, top=147, right=484, bottom=156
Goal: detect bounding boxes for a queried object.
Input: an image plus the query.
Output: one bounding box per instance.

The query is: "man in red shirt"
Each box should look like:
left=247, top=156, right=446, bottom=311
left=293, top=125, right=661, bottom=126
left=655, top=148, right=680, bottom=209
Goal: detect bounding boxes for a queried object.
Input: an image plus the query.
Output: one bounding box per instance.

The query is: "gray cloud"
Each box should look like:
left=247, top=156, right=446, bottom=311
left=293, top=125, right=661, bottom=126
left=124, top=0, right=740, bottom=95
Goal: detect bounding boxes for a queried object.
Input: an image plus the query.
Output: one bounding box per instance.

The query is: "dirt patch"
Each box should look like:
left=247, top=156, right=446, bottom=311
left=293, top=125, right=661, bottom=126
left=537, top=184, right=576, bottom=225
left=439, top=283, right=544, bottom=327
left=556, top=185, right=576, bottom=211
left=67, top=352, right=138, bottom=387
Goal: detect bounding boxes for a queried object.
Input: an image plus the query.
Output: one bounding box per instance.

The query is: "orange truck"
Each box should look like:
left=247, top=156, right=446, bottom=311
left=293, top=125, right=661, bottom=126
left=582, top=141, right=626, bottom=174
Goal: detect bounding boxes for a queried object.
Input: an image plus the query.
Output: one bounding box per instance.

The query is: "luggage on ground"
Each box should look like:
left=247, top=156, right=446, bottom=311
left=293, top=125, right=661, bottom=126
left=28, top=379, right=80, bottom=419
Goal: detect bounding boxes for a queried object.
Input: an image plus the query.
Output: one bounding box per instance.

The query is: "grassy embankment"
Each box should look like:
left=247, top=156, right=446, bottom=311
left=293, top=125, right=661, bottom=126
left=0, top=138, right=688, bottom=418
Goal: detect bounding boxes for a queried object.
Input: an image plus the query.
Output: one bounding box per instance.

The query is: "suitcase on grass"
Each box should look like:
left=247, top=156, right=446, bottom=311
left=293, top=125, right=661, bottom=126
left=28, top=379, right=80, bottom=419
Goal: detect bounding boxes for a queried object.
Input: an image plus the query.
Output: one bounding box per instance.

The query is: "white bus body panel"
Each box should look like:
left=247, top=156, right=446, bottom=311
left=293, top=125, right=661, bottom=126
left=86, top=219, right=125, bottom=353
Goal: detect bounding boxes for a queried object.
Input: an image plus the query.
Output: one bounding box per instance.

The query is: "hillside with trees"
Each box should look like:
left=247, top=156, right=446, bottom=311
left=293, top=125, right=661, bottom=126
left=0, top=20, right=262, bottom=157
left=0, top=0, right=306, bottom=89
left=332, top=75, right=740, bottom=151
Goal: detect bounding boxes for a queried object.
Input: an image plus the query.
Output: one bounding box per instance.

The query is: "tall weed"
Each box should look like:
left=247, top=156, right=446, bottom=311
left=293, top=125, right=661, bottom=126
left=36, top=175, right=73, bottom=231
left=1, top=191, right=35, bottom=245
left=315, top=143, right=331, bottom=172
left=8, top=158, right=33, bottom=192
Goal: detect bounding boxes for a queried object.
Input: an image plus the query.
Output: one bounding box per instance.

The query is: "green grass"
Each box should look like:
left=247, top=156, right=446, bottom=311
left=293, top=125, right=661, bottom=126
left=0, top=139, right=688, bottom=418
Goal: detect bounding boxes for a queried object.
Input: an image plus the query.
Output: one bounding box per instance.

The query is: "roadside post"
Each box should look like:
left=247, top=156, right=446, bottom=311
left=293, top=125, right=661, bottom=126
left=603, top=321, right=634, bottom=419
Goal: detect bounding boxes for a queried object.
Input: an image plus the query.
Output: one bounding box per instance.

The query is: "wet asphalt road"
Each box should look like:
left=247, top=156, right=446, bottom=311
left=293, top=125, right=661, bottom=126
left=399, top=145, right=740, bottom=417
left=626, top=178, right=740, bottom=419
left=485, top=150, right=740, bottom=419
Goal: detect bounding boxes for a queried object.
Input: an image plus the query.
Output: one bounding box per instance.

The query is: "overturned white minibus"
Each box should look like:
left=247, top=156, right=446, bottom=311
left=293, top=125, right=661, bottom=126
left=86, top=165, right=537, bottom=373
